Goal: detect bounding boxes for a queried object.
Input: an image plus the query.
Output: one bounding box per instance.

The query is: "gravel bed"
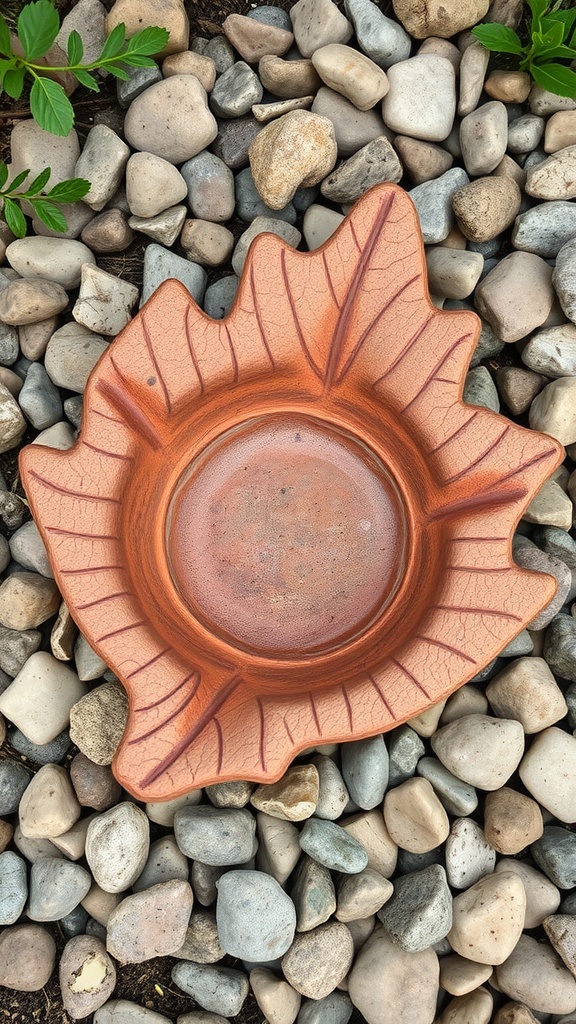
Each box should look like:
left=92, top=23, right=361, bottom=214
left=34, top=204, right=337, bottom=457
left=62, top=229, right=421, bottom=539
left=1, top=0, right=576, bottom=1022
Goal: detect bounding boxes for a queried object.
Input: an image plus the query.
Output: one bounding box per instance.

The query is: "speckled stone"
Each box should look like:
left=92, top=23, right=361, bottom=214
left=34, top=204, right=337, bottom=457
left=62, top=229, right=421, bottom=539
left=216, top=869, right=296, bottom=960
left=281, top=921, right=354, bottom=999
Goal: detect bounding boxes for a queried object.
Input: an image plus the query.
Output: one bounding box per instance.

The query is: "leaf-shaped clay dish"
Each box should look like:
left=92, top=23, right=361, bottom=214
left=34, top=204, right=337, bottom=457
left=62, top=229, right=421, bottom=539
left=20, top=184, right=563, bottom=801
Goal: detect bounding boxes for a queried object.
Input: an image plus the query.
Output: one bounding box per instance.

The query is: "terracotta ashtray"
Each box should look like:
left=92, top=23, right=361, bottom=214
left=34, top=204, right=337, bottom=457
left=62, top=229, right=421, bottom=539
left=20, top=184, right=562, bottom=801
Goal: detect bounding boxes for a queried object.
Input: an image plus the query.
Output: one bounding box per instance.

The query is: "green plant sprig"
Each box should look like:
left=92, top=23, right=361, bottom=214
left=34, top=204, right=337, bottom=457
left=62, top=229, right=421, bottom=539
left=0, top=160, right=90, bottom=237
left=0, top=0, right=169, bottom=136
left=472, top=0, right=576, bottom=98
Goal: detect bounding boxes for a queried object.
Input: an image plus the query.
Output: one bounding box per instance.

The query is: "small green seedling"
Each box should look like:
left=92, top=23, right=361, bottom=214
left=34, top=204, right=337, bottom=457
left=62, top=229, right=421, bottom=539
left=0, top=0, right=169, bottom=136
left=472, top=0, right=576, bottom=98
left=0, top=160, right=90, bottom=236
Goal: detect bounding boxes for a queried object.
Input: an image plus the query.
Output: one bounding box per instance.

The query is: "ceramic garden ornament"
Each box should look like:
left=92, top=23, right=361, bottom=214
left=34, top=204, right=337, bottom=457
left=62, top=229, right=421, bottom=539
left=20, top=183, right=563, bottom=801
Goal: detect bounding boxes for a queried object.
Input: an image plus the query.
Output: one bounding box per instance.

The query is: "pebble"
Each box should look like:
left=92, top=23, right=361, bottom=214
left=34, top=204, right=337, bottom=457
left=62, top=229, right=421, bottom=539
left=440, top=954, right=493, bottom=997
left=335, top=868, right=392, bottom=923
left=519, top=727, right=576, bottom=824
left=173, top=910, right=224, bottom=964
left=145, top=790, right=202, bottom=828
left=512, top=200, right=576, bottom=258
left=253, top=97, right=315, bottom=124
left=28, top=856, right=91, bottom=921
left=383, top=777, right=450, bottom=853
left=0, top=923, right=56, bottom=991
left=13, top=826, right=62, bottom=864
left=72, top=264, right=138, bottom=337
left=19, top=763, right=80, bottom=839
left=107, top=880, right=194, bottom=963
left=10, top=119, right=80, bottom=190
left=129, top=206, right=186, bottom=248
left=417, top=757, right=478, bottom=816
left=426, top=248, right=483, bottom=299
left=409, top=167, right=469, bottom=244
left=546, top=110, right=576, bottom=152
left=258, top=54, right=321, bottom=100
left=81, top=882, right=121, bottom=927
left=545, top=614, right=576, bottom=683
left=19, top=316, right=57, bottom=361
left=251, top=764, right=319, bottom=821
left=312, top=43, right=389, bottom=111
left=379, top=863, right=452, bottom=952
left=320, top=135, right=402, bottom=203
left=394, top=136, right=453, bottom=184
left=281, top=921, right=354, bottom=999
left=0, top=323, right=18, bottom=368
left=532, top=826, right=576, bottom=889
left=497, top=858, right=560, bottom=929
left=387, top=725, right=425, bottom=787
left=172, top=962, right=249, bottom=1016
left=496, top=367, right=544, bottom=415
left=495, top=933, right=576, bottom=1014
left=302, top=204, right=344, bottom=249
left=0, top=652, right=86, bottom=745
left=452, top=176, right=521, bottom=243
left=0, top=851, right=27, bottom=925
left=6, top=237, right=95, bottom=291
left=125, top=153, right=188, bottom=218
left=445, top=818, right=496, bottom=890
left=544, top=913, right=576, bottom=975
left=56, top=0, right=106, bottom=67
left=394, top=0, right=489, bottom=36
left=180, top=219, right=235, bottom=267
left=174, top=805, right=256, bottom=865
left=59, top=935, right=116, bottom=1019
left=234, top=216, right=302, bottom=274
left=249, top=967, right=301, bottom=1024
left=10, top=727, right=69, bottom=766
left=0, top=571, right=59, bottom=630
left=483, top=787, right=543, bottom=854
left=74, top=634, right=107, bottom=682
left=529, top=377, right=576, bottom=445
left=299, top=818, right=368, bottom=873
left=105, top=0, right=189, bottom=56
left=291, top=855, right=336, bottom=931
left=132, top=835, right=188, bottom=892
left=433, top=715, right=526, bottom=791
left=205, top=34, right=235, bottom=74
left=205, top=780, right=253, bottom=809
left=212, top=115, right=262, bottom=170
left=289, top=0, right=353, bottom=57
left=460, top=101, right=508, bottom=175
left=348, top=925, right=439, bottom=1024
left=249, top=110, right=336, bottom=210
left=203, top=275, right=239, bottom=320
left=489, top=655, right=567, bottom=732
left=216, top=869, right=296, bottom=959
left=383, top=55, right=455, bottom=141
left=9, top=520, right=52, bottom=578
left=181, top=152, right=235, bottom=223
left=508, top=114, right=545, bottom=154
left=45, top=321, right=108, bottom=395
left=474, top=252, right=554, bottom=343
left=341, top=810, right=398, bottom=877
left=312, top=86, right=386, bottom=157
left=69, top=681, right=128, bottom=764
left=85, top=802, right=149, bottom=893
left=553, top=238, right=576, bottom=324
left=141, top=243, right=207, bottom=307
left=458, top=41, right=489, bottom=117
left=211, top=62, right=263, bottom=119
left=256, top=813, right=301, bottom=885
left=222, top=13, right=293, bottom=63
left=340, top=735, right=389, bottom=810
left=248, top=5, right=292, bottom=30
left=522, top=323, right=576, bottom=377
left=191, top=861, right=224, bottom=907
left=162, top=51, right=216, bottom=92
left=526, top=145, right=576, bottom=200
left=448, top=871, right=526, bottom=966
left=74, top=125, right=130, bottom=211
left=51, top=813, right=93, bottom=861
left=124, top=76, right=217, bottom=165
left=345, top=0, right=410, bottom=69
left=0, top=278, right=69, bottom=326
left=95, top=1001, right=175, bottom=1024
left=515, top=538, right=571, bottom=629
left=306, top=756, right=347, bottom=821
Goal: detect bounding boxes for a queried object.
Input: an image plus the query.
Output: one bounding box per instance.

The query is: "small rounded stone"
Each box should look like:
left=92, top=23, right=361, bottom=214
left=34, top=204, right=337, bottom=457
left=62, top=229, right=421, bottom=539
left=383, top=777, right=450, bottom=853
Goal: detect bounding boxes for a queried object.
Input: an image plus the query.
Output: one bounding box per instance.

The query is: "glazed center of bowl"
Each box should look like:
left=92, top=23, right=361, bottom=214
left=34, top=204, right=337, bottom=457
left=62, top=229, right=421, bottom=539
left=166, top=416, right=407, bottom=656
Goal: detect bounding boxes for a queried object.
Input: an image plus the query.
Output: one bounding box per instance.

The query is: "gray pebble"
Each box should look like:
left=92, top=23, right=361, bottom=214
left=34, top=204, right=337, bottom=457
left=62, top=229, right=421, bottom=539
left=299, top=818, right=368, bottom=874
left=293, top=184, right=319, bottom=212
left=9, top=728, right=70, bottom=766
left=0, top=535, right=9, bottom=575
left=0, top=625, right=41, bottom=676
left=86, top=918, right=107, bottom=942
left=341, top=735, right=389, bottom=810
left=94, top=1000, right=175, bottom=1023
left=206, top=35, right=235, bottom=75
left=0, top=322, right=19, bottom=366
left=132, top=836, right=189, bottom=893
left=463, top=365, right=499, bottom=412
left=141, top=243, right=207, bottom=307
left=409, top=168, right=469, bottom=244
left=417, top=756, right=478, bottom=816
left=499, top=629, right=534, bottom=657
left=344, top=0, right=411, bottom=69
left=514, top=540, right=571, bottom=630
left=117, top=65, right=162, bottom=108
left=553, top=237, right=576, bottom=324
left=0, top=851, right=27, bottom=925
left=388, top=726, right=425, bottom=787
left=181, top=152, right=235, bottom=223
left=210, top=62, right=263, bottom=119
left=468, top=237, right=501, bottom=258
left=512, top=201, right=576, bottom=257
left=18, top=362, right=63, bottom=430
left=9, top=521, right=53, bottom=578
left=507, top=114, right=545, bottom=154
left=191, top=860, right=225, bottom=906
left=216, top=869, right=296, bottom=959
left=397, top=847, right=445, bottom=875
left=172, top=961, right=249, bottom=1016
left=191, top=36, right=209, bottom=55
left=320, top=136, right=402, bottom=203
left=235, top=167, right=297, bottom=224
left=232, top=217, right=301, bottom=275
left=378, top=864, right=452, bottom=952
left=28, top=856, right=92, bottom=921
left=532, top=827, right=576, bottom=889
left=247, top=6, right=292, bottom=31
left=544, top=613, right=576, bottom=683
left=203, top=275, right=239, bottom=320
left=212, top=116, right=262, bottom=170
left=561, top=890, right=576, bottom=915
left=74, top=634, right=107, bottom=682
left=59, top=904, right=90, bottom=938
left=297, top=991, right=354, bottom=1023
left=565, top=682, right=576, bottom=729
left=174, top=806, right=256, bottom=866
left=312, top=754, right=349, bottom=821
left=63, top=395, right=83, bottom=429
left=291, top=855, right=336, bottom=931
left=0, top=759, right=32, bottom=815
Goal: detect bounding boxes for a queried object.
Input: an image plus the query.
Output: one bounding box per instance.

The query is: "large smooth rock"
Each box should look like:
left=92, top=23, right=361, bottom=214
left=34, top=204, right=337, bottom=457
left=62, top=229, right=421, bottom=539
left=383, top=55, right=455, bottom=141
left=106, top=880, right=194, bottom=963
left=495, top=933, right=576, bottom=1014
left=348, top=924, right=439, bottom=1024
left=249, top=110, right=337, bottom=209
left=124, top=76, right=217, bottom=164
left=448, top=871, right=526, bottom=965
left=216, top=869, right=296, bottom=960
left=0, top=652, right=86, bottom=746
left=85, top=803, right=150, bottom=893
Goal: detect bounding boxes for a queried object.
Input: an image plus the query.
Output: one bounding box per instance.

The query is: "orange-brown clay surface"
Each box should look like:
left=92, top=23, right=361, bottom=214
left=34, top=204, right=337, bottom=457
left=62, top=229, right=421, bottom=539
left=19, top=184, right=563, bottom=801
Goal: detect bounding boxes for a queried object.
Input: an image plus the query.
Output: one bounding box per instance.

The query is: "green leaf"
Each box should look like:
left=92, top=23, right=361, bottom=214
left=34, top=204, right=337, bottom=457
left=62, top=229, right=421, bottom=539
left=5, top=168, right=31, bottom=192
left=3, top=66, right=26, bottom=99
left=531, top=61, right=576, bottom=99
left=537, top=20, right=565, bottom=50
left=30, top=76, right=74, bottom=136
left=533, top=43, right=576, bottom=61
left=24, top=166, right=51, bottom=194
left=470, top=23, right=524, bottom=54
left=46, top=177, right=90, bottom=201
left=103, top=63, right=130, bottom=80
left=73, top=67, right=99, bottom=90
left=98, top=22, right=126, bottom=61
left=0, top=14, right=12, bottom=57
left=125, top=26, right=169, bottom=55
left=0, top=161, right=8, bottom=190
left=17, top=0, right=60, bottom=61
left=66, top=29, right=83, bottom=65
left=3, top=197, right=27, bottom=237
left=546, top=8, right=576, bottom=37
left=30, top=197, right=67, bottom=232
left=527, top=0, right=551, bottom=30
left=117, top=53, right=156, bottom=67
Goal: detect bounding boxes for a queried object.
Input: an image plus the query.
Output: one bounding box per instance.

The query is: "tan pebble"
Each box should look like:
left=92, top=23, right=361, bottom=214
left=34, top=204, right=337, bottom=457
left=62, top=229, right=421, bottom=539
left=425, top=247, right=483, bottom=299
left=439, top=953, right=493, bottom=996
left=545, top=110, right=576, bottom=153
left=345, top=914, right=375, bottom=953
left=526, top=145, right=576, bottom=200
left=476, top=250, right=554, bottom=342
left=162, top=51, right=216, bottom=92
left=105, top=0, right=188, bottom=56
left=50, top=601, right=78, bottom=660
left=69, top=681, right=128, bottom=766
left=418, top=36, right=461, bottom=70
left=495, top=858, right=560, bottom=929
left=438, top=225, right=467, bottom=249
left=256, top=813, right=301, bottom=884
left=0, top=368, right=22, bottom=397
left=81, top=883, right=122, bottom=926
left=495, top=933, right=576, bottom=1014
left=487, top=657, right=567, bottom=732
left=438, top=987, right=493, bottom=1024
left=492, top=153, right=526, bottom=189
left=484, top=71, right=531, bottom=103
left=483, top=787, right=543, bottom=855
left=289, top=0, right=353, bottom=58
left=311, top=43, right=388, bottom=111
left=529, top=377, right=576, bottom=445
left=250, top=764, right=319, bottom=821
left=341, top=810, right=397, bottom=877
left=408, top=699, right=446, bottom=737
left=124, top=76, right=217, bottom=165
left=544, top=913, right=576, bottom=976
left=0, top=278, right=68, bottom=326
left=19, top=764, right=81, bottom=839
left=180, top=219, right=234, bottom=267
left=259, top=54, right=321, bottom=99
left=393, top=0, right=489, bottom=38
left=0, top=819, right=14, bottom=854
left=249, top=110, right=336, bottom=209
left=431, top=715, right=525, bottom=790
left=281, top=921, right=353, bottom=999
left=452, top=176, right=521, bottom=242
left=522, top=477, right=573, bottom=530
left=253, top=97, right=314, bottom=122
left=145, top=790, right=202, bottom=828
left=492, top=1002, right=539, bottom=1024
left=348, top=924, right=439, bottom=1024
left=441, top=685, right=488, bottom=725
left=126, top=152, right=188, bottom=218
left=223, top=13, right=293, bottom=62
left=448, top=871, right=526, bottom=965
left=19, top=316, right=58, bottom=361
left=172, top=910, right=223, bottom=964
left=335, top=868, right=393, bottom=922
left=250, top=967, right=301, bottom=1024
left=383, top=777, right=449, bottom=853
left=519, top=726, right=576, bottom=823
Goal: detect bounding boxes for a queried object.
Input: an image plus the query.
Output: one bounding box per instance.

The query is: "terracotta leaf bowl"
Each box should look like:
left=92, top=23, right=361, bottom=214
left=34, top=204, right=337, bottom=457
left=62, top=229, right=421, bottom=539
left=19, top=184, right=563, bottom=802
